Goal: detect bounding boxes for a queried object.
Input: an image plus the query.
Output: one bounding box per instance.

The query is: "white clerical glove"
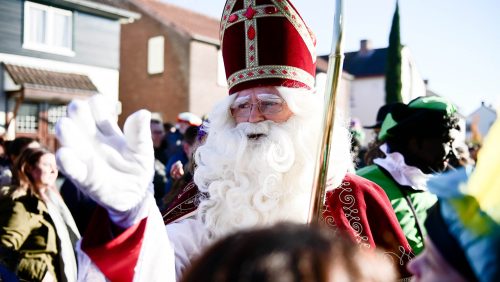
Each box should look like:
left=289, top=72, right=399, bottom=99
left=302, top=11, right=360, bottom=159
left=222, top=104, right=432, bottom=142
left=55, top=95, right=154, bottom=228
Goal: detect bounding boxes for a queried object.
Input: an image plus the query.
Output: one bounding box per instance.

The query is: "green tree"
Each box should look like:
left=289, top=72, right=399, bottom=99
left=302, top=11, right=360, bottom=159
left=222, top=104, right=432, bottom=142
left=385, top=1, right=403, bottom=103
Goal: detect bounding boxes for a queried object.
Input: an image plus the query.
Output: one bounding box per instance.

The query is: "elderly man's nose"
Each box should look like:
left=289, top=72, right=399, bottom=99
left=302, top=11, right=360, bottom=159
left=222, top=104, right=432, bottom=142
left=248, top=104, right=265, bottom=123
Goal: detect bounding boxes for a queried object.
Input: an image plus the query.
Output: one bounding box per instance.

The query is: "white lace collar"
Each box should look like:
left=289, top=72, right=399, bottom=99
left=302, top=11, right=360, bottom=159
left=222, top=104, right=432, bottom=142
left=373, top=144, right=431, bottom=191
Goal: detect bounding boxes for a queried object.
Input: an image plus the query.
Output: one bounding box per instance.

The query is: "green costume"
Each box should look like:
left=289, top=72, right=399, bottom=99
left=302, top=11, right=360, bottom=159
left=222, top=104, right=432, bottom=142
left=357, top=146, right=437, bottom=254
left=359, top=96, right=458, bottom=254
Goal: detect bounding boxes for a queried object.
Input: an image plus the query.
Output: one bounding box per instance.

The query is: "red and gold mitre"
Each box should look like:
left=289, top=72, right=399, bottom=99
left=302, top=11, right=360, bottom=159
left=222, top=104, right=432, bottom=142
left=220, top=0, right=317, bottom=94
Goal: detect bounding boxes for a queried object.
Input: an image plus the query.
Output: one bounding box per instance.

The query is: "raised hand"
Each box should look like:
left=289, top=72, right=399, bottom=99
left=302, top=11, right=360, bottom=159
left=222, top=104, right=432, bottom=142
left=55, top=95, right=154, bottom=214
left=170, top=160, right=185, bottom=180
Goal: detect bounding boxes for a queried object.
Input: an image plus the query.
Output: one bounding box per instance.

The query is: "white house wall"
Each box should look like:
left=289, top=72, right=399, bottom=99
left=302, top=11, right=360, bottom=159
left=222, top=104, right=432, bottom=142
left=315, top=72, right=353, bottom=125
left=350, top=76, right=385, bottom=142
left=188, top=41, right=228, bottom=118
left=348, top=47, right=426, bottom=146
left=467, top=106, right=498, bottom=138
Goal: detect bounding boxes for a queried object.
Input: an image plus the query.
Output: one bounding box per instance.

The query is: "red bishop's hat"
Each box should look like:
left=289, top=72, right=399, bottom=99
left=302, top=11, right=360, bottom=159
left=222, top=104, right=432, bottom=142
left=220, top=0, right=317, bottom=94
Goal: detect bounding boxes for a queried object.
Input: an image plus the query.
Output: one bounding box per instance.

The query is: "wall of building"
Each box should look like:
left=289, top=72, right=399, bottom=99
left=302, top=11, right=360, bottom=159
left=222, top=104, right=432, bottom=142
left=346, top=47, right=426, bottom=145
left=118, top=9, right=191, bottom=126
left=0, top=0, right=121, bottom=69
left=467, top=106, right=498, bottom=138
left=315, top=71, right=353, bottom=122
left=189, top=41, right=227, bottom=118
left=350, top=77, right=385, bottom=124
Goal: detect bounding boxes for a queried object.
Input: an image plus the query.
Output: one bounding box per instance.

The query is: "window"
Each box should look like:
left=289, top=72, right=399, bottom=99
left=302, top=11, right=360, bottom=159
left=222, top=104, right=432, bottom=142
left=148, top=36, right=164, bottom=75
left=16, top=103, right=39, bottom=133
left=23, top=1, right=74, bottom=56
left=48, top=104, right=67, bottom=134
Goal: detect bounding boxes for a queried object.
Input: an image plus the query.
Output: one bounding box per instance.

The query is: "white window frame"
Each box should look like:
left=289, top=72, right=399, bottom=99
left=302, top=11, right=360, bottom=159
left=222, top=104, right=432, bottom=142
left=47, top=104, right=67, bottom=134
left=16, top=102, right=39, bottom=133
left=23, top=1, right=75, bottom=56
left=147, top=36, right=165, bottom=75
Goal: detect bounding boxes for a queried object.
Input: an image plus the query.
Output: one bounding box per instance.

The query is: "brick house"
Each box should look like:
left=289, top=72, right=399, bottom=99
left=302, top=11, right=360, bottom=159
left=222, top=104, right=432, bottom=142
left=0, top=0, right=139, bottom=150
left=118, top=0, right=228, bottom=126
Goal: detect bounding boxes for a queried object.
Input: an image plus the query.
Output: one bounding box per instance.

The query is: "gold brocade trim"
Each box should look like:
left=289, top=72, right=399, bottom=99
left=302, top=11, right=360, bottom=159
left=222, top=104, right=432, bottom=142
left=245, top=18, right=258, bottom=67
left=337, top=180, right=371, bottom=248
left=271, top=0, right=316, bottom=62
left=223, top=5, right=284, bottom=30
left=220, top=1, right=314, bottom=63
left=220, top=0, right=237, bottom=42
left=227, top=65, right=315, bottom=89
left=384, top=245, right=415, bottom=266
left=244, top=0, right=257, bottom=68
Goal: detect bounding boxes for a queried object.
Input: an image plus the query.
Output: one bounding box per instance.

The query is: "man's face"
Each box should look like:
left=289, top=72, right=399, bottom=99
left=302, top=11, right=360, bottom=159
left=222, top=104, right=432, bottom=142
left=230, top=86, right=293, bottom=125
left=408, top=237, right=467, bottom=282
left=150, top=122, right=165, bottom=148
left=177, top=122, right=190, bottom=135
left=408, top=133, right=454, bottom=174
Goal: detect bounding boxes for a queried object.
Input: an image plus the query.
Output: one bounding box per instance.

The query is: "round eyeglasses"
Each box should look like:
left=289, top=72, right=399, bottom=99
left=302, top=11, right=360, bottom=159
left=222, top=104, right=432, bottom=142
left=230, top=96, right=286, bottom=118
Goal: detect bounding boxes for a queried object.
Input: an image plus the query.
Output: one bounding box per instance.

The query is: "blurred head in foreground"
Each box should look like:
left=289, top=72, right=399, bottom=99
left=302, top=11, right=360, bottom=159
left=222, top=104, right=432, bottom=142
left=181, top=223, right=396, bottom=282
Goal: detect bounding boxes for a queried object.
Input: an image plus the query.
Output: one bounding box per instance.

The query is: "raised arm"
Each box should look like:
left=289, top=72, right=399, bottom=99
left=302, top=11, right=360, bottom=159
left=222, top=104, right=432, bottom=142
left=55, top=95, right=175, bottom=281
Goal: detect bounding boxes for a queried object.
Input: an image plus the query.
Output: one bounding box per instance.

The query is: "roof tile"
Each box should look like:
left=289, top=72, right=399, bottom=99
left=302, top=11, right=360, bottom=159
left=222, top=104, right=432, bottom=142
left=3, top=64, right=98, bottom=92
left=131, top=0, right=219, bottom=41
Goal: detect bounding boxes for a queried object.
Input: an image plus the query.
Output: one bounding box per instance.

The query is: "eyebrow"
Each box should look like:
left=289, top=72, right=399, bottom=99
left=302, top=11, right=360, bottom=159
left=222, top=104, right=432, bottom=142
left=232, top=94, right=282, bottom=107
left=233, top=96, right=250, bottom=106
left=257, top=93, right=281, bottom=101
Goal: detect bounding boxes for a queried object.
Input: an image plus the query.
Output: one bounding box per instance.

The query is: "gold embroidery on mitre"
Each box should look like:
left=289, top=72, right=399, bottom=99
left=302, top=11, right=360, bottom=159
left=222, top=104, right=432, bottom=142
left=220, top=0, right=237, bottom=42
left=223, top=4, right=286, bottom=68
left=271, top=0, right=316, bottom=63
left=243, top=0, right=258, bottom=68
left=224, top=5, right=284, bottom=30
left=227, top=65, right=315, bottom=89
left=220, top=0, right=316, bottom=88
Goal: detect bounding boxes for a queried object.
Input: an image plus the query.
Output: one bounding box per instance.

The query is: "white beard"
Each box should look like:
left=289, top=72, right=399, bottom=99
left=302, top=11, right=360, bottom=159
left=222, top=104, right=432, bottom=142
left=193, top=87, right=353, bottom=239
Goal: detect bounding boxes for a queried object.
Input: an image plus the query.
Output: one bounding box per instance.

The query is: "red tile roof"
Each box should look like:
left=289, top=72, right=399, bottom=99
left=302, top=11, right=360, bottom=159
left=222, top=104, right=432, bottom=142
left=3, top=64, right=98, bottom=93
left=131, top=0, right=220, bottom=42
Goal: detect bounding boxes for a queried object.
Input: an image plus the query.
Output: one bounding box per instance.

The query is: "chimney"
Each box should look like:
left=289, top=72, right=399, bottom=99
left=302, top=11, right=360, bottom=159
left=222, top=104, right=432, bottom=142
left=360, top=39, right=372, bottom=54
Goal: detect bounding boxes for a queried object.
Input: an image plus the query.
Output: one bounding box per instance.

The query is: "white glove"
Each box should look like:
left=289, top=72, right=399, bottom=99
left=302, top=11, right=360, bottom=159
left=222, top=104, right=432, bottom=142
left=55, top=95, right=154, bottom=227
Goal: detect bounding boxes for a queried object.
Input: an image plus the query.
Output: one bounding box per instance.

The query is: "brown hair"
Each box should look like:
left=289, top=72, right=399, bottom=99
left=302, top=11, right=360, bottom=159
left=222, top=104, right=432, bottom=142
left=13, top=147, right=54, bottom=196
left=181, top=223, right=395, bottom=282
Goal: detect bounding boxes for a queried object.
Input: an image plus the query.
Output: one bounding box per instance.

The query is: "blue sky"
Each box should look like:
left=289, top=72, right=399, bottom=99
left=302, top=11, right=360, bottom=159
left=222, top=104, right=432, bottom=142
left=160, top=0, right=499, bottom=115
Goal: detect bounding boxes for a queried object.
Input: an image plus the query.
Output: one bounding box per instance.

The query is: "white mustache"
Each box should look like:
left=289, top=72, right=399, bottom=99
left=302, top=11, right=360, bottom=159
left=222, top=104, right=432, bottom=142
left=233, top=121, right=273, bottom=137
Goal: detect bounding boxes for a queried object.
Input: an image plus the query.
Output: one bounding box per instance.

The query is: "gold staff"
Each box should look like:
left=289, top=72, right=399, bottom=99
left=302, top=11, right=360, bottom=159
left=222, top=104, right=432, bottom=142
left=308, top=0, right=345, bottom=223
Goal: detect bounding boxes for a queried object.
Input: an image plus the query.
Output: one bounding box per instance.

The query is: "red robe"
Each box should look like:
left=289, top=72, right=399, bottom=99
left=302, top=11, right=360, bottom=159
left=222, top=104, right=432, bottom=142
left=81, top=173, right=413, bottom=280
left=322, top=173, right=414, bottom=277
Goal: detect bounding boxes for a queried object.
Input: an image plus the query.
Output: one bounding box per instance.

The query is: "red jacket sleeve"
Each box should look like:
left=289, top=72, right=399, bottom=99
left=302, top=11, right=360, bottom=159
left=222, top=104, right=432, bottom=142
left=81, top=207, right=147, bottom=282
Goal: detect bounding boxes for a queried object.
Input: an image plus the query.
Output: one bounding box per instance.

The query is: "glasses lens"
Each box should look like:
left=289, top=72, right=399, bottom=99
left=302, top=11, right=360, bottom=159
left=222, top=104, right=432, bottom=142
left=259, top=98, right=284, bottom=115
left=230, top=97, right=285, bottom=117
left=230, top=102, right=251, bottom=117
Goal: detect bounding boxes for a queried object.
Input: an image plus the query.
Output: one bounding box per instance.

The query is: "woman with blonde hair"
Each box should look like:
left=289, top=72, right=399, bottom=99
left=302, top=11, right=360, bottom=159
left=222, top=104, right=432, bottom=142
left=0, top=147, right=79, bottom=282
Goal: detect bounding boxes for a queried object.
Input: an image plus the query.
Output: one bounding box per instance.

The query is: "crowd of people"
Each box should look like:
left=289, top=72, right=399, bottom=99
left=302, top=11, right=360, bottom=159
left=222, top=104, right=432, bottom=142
left=0, top=0, right=498, bottom=281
